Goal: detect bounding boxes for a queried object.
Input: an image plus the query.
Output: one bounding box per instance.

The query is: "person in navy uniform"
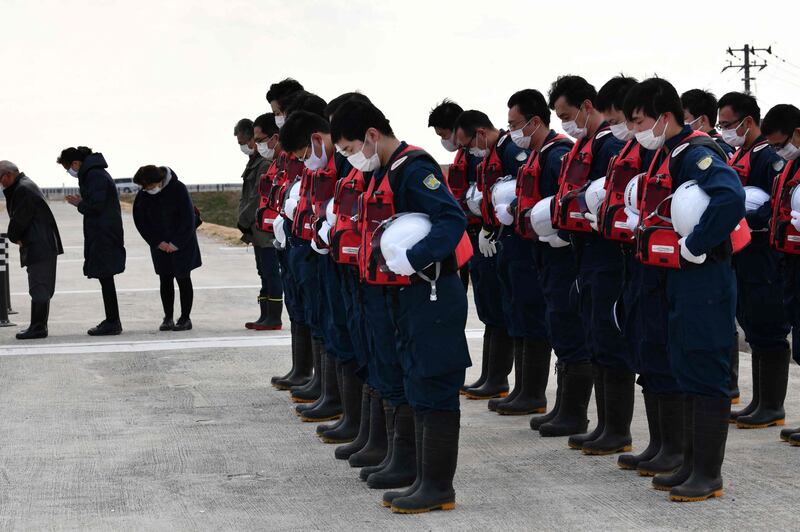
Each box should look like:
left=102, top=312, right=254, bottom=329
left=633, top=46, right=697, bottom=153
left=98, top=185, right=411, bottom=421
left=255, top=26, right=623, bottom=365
left=717, top=92, right=791, bottom=430
left=332, top=100, right=471, bottom=514
left=681, top=89, right=735, bottom=158
left=625, top=77, right=745, bottom=502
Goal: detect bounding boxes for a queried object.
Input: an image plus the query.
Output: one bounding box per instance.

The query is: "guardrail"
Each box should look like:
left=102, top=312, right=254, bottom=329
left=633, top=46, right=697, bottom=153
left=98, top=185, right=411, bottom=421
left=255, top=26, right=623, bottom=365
left=0, top=233, right=15, bottom=327
left=19, top=183, right=243, bottom=201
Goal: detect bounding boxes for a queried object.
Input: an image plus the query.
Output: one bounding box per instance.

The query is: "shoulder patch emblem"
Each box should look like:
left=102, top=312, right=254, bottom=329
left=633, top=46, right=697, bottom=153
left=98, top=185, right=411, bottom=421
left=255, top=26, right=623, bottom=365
left=423, top=174, right=441, bottom=190
left=596, top=130, right=611, bottom=139
left=697, top=155, right=713, bottom=171
left=774, top=159, right=786, bottom=172
left=515, top=151, right=528, bottom=162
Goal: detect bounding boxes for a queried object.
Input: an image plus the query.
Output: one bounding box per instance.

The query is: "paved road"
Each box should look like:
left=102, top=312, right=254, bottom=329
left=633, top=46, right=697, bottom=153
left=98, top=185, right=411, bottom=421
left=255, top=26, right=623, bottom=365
left=0, top=201, right=798, bottom=530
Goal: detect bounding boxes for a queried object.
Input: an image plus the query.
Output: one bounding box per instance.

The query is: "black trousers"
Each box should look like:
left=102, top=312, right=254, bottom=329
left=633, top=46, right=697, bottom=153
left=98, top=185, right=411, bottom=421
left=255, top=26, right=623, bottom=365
left=26, top=256, right=57, bottom=304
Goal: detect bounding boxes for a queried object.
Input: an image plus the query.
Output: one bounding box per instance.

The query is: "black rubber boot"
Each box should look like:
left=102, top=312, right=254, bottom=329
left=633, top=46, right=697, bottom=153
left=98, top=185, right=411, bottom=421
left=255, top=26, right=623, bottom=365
left=270, top=321, right=295, bottom=385
left=245, top=296, right=268, bottom=329
left=253, top=299, right=283, bottom=331
left=497, top=338, right=551, bottom=416
left=390, top=410, right=459, bottom=514
left=653, top=396, right=693, bottom=491
left=531, top=364, right=562, bottom=431
left=638, top=394, right=684, bottom=477
left=16, top=302, right=49, bottom=340
left=670, top=395, right=730, bottom=502
left=566, top=364, right=604, bottom=448
left=539, top=360, right=592, bottom=437
left=335, top=384, right=371, bottom=460
left=488, top=337, right=523, bottom=411
left=291, top=335, right=321, bottom=403
left=737, top=346, right=790, bottom=429
left=366, top=404, right=416, bottom=489
left=730, top=351, right=760, bottom=423
left=382, top=411, right=424, bottom=508
left=582, top=368, right=634, bottom=455
left=274, top=323, right=313, bottom=390
left=463, top=327, right=512, bottom=400
left=618, top=392, right=660, bottom=470
left=320, top=360, right=362, bottom=443
left=351, top=395, right=389, bottom=470
left=316, top=360, right=346, bottom=434
left=730, top=339, right=740, bottom=404
left=790, top=432, right=800, bottom=446
left=88, top=319, right=123, bottom=336
left=780, top=426, right=800, bottom=442
left=300, top=351, right=342, bottom=422
left=461, top=325, right=493, bottom=394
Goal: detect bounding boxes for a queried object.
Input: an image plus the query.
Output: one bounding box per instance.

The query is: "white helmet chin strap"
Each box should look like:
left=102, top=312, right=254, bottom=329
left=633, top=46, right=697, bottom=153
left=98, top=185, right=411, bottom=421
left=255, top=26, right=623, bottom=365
left=415, top=262, right=441, bottom=301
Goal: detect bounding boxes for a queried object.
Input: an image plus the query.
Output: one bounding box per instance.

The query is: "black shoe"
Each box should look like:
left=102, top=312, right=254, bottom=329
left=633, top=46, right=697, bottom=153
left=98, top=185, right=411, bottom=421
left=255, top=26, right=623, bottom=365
left=619, top=392, right=660, bottom=470
left=638, top=394, right=684, bottom=477
left=736, top=346, right=790, bottom=429
left=669, top=395, right=730, bottom=502
left=16, top=302, right=49, bottom=340
left=780, top=426, right=800, bottom=442
left=335, top=384, right=371, bottom=460
left=730, top=350, right=759, bottom=423
left=352, top=395, right=389, bottom=471
left=252, top=298, right=283, bottom=331
left=159, top=318, right=174, bottom=331
left=390, top=410, right=459, bottom=514
left=564, top=364, right=604, bottom=447
left=88, top=319, right=123, bottom=336
left=461, top=325, right=493, bottom=394
left=366, top=404, right=416, bottom=489
left=790, top=432, right=800, bottom=447
left=531, top=365, right=562, bottom=430
left=319, top=360, right=362, bottom=443
left=171, top=317, right=192, bottom=331
left=274, top=323, right=313, bottom=391
left=383, top=411, right=424, bottom=507
left=581, top=367, right=634, bottom=455
left=496, top=338, right=551, bottom=416
left=300, top=351, right=342, bottom=422
left=539, top=360, right=592, bottom=437
left=653, top=396, right=693, bottom=491
left=462, top=327, right=513, bottom=400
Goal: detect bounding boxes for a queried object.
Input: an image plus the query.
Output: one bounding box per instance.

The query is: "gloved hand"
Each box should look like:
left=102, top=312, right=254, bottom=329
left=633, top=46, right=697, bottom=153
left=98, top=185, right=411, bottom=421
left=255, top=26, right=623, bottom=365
left=494, top=204, right=514, bottom=226
left=624, top=208, right=639, bottom=231
left=385, top=244, right=416, bottom=276
left=318, top=221, right=332, bottom=245
left=678, top=236, right=706, bottom=265
left=584, top=212, right=599, bottom=231
left=539, top=234, right=570, bottom=248
left=478, top=229, right=497, bottom=258
left=311, top=238, right=329, bottom=255
left=791, top=210, right=800, bottom=232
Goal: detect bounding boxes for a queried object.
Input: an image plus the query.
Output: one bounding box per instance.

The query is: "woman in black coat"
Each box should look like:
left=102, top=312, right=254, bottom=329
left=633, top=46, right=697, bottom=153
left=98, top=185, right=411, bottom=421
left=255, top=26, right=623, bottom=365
left=59, top=147, right=126, bottom=336
left=132, top=165, right=202, bottom=331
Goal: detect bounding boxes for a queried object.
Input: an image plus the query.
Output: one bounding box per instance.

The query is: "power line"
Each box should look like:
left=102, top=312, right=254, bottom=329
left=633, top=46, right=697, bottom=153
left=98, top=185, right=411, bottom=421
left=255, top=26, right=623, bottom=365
left=721, top=44, right=770, bottom=94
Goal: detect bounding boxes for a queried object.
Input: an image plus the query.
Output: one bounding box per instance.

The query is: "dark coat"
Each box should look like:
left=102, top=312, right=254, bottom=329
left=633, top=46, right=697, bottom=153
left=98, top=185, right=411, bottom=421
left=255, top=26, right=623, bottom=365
left=3, top=173, right=64, bottom=267
left=132, top=168, right=202, bottom=278
left=238, top=153, right=273, bottom=248
left=76, top=153, right=126, bottom=279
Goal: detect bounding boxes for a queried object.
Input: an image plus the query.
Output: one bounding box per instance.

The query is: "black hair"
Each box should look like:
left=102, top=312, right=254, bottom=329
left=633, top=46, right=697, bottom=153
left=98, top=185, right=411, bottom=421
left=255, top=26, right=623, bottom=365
left=507, top=89, right=551, bottom=127
left=718, top=91, right=761, bottom=124
left=762, top=104, right=800, bottom=136
left=253, top=113, right=279, bottom=137
left=266, top=78, right=304, bottom=103
left=283, top=91, right=327, bottom=118
left=596, top=75, right=638, bottom=113
left=280, top=111, right=331, bottom=153
left=548, top=75, right=596, bottom=110
left=330, top=100, right=394, bottom=143
left=428, top=99, right=464, bottom=129
left=325, top=92, right=371, bottom=120
left=681, top=89, right=718, bottom=126
left=133, top=165, right=166, bottom=187
left=453, top=110, right=495, bottom=138
left=622, top=77, right=683, bottom=123
left=233, top=118, right=254, bottom=139
left=57, top=146, right=93, bottom=169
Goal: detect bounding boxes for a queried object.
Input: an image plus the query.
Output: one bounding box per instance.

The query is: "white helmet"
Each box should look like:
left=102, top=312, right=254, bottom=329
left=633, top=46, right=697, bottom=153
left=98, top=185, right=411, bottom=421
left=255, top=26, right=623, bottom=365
left=465, top=183, right=482, bottom=217
left=377, top=212, right=432, bottom=263
left=792, top=185, right=800, bottom=213
left=273, top=216, right=287, bottom=248
left=671, top=180, right=710, bottom=237
left=530, top=196, right=557, bottom=237
left=283, top=181, right=302, bottom=221
left=624, top=175, right=642, bottom=214
left=491, top=177, right=517, bottom=207
left=743, top=186, right=769, bottom=212
left=325, top=198, right=336, bottom=226
left=584, top=177, right=606, bottom=215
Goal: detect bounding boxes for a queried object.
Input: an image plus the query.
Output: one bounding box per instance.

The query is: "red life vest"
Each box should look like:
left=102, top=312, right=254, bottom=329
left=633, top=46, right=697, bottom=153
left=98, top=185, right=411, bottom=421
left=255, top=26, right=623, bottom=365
left=597, top=139, right=643, bottom=243
left=728, top=139, right=770, bottom=186
left=331, top=167, right=367, bottom=266
left=447, top=149, right=481, bottom=225
left=256, top=152, right=287, bottom=233
left=476, top=136, right=508, bottom=228
left=514, top=134, right=572, bottom=239
left=292, top=155, right=336, bottom=241
left=552, top=125, right=613, bottom=232
left=636, top=131, right=751, bottom=269
left=309, top=156, right=338, bottom=249
left=769, top=158, right=800, bottom=254
left=360, top=145, right=473, bottom=285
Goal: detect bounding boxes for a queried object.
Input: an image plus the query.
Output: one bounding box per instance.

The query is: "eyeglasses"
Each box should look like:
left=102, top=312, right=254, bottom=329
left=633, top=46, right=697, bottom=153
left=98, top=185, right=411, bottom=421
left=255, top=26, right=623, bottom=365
left=716, top=117, right=747, bottom=130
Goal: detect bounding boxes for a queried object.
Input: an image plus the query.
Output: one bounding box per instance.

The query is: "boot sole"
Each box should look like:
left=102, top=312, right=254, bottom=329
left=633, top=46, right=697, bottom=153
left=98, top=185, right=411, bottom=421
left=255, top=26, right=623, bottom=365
left=391, top=502, right=455, bottom=514
left=300, top=414, right=342, bottom=423
left=251, top=325, right=283, bottom=331
left=318, top=435, right=355, bottom=444
left=730, top=397, right=740, bottom=405
left=638, top=466, right=678, bottom=477
left=567, top=441, right=583, bottom=450
left=291, top=397, right=316, bottom=404
left=736, top=419, right=785, bottom=429
left=496, top=407, right=547, bottom=416
left=790, top=439, right=800, bottom=447
left=582, top=445, right=632, bottom=456
left=464, top=391, right=509, bottom=400
left=617, top=462, right=638, bottom=471
left=670, top=489, right=723, bottom=502
left=652, top=483, right=674, bottom=492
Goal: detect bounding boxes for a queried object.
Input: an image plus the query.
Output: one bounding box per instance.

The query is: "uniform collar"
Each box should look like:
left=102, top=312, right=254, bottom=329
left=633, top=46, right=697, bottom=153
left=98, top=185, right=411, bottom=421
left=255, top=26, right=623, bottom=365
left=665, top=124, right=694, bottom=152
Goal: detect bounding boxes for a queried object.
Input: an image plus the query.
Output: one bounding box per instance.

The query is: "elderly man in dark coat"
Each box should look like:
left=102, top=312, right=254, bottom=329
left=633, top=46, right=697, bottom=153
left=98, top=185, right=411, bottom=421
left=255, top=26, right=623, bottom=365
left=1, top=161, right=63, bottom=339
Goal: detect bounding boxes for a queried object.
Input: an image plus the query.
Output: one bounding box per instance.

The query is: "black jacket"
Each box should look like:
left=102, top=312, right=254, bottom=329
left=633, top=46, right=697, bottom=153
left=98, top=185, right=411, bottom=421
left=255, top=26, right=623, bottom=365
left=132, top=168, right=202, bottom=277
left=76, top=153, right=126, bottom=278
left=3, top=173, right=63, bottom=267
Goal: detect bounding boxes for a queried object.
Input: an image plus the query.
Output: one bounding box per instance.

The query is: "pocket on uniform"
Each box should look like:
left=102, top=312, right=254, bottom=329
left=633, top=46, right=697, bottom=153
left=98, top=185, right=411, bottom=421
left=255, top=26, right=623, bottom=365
left=679, top=290, right=735, bottom=351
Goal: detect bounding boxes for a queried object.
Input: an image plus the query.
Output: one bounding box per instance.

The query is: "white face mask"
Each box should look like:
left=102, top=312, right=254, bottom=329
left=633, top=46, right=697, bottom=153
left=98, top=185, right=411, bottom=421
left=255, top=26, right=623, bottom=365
left=275, top=115, right=286, bottom=129
left=685, top=116, right=702, bottom=131
left=240, top=144, right=254, bottom=156
left=145, top=183, right=163, bottom=195
left=610, top=122, right=634, bottom=142
left=67, top=168, right=79, bottom=178
left=510, top=118, right=540, bottom=149
left=440, top=134, right=458, bottom=152
left=303, top=136, right=328, bottom=171
left=635, top=115, right=667, bottom=151
left=347, top=134, right=381, bottom=172
left=469, top=132, right=489, bottom=158
left=777, top=140, right=800, bottom=161
left=720, top=119, right=748, bottom=148
left=562, top=106, right=588, bottom=140
left=257, top=141, right=274, bottom=160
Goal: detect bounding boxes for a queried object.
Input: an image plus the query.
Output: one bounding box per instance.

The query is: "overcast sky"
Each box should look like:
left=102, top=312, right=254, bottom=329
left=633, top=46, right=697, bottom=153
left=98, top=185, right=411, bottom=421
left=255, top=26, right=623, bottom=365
left=2, top=0, right=800, bottom=188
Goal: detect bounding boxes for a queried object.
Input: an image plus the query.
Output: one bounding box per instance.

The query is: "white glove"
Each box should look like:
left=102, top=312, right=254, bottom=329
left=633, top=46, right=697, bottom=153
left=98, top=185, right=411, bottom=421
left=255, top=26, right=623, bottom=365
left=311, top=238, right=329, bottom=255
left=791, top=210, right=800, bottom=232
left=584, top=212, right=599, bottom=232
left=678, top=236, right=706, bottom=265
left=385, top=244, right=416, bottom=276
left=478, top=229, right=497, bottom=258
left=624, top=208, right=639, bottom=231
left=318, top=221, right=331, bottom=245
left=494, top=204, right=514, bottom=226
left=539, top=234, right=570, bottom=248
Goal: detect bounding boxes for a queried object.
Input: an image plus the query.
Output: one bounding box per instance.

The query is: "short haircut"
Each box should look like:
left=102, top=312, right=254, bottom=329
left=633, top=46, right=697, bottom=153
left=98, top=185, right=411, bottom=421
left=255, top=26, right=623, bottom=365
left=325, top=92, right=371, bottom=120
left=330, top=100, right=394, bottom=143
left=428, top=99, right=464, bottom=129
left=507, top=89, right=551, bottom=126
left=762, top=104, right=800, bottom=136
left=266, top=78, right=304, bottom=103
left=453, top=110, right=495, bottom=138
left=280, top=111, right=331, bottom=153
left=548, top=75, right=596, bottom=110
left=0, top=161, right=19, bottom=175
left=57, top=146, right=93, bottom=169
left=234, top=118, right=254, bottom=139
left=284, top=91, right=327, bottom=118
left=622, top=77, right=683, bottom=123
left=596, top=75, right=639, bottom=113
left=681, top=89, right=719, bottom=125
left=718, top=91, right=761, bottom=124
left=253, top=113, right=279, bottom=137
left=133, top=165, right=165, bottom=187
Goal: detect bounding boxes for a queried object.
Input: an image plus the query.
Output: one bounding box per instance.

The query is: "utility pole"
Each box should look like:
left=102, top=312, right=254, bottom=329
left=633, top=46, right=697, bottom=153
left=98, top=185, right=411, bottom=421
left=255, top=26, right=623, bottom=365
left=722, top=44, right=770, bottom=94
